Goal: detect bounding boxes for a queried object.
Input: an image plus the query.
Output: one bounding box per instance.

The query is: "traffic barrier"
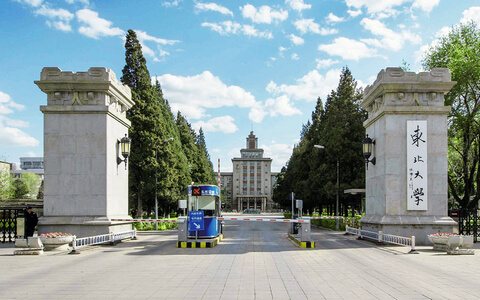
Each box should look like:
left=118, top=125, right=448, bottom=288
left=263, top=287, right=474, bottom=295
left=218, top=217, right=309, bottom=223
left=111, top=218, right=184, bottom=223
left=346, top=225, right=418, bottom=253
left=70, top=229, right=137, bottom=254
left=310, top=216, right=343, bottom=220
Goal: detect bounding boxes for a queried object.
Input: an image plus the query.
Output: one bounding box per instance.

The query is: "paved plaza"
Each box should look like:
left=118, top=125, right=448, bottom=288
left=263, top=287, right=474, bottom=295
left=1, top=214, right=480, bottom=300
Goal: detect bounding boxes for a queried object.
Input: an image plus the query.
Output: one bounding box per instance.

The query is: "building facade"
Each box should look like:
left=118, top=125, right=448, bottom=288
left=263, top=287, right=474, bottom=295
left=11, top=157, right=44, bottom=179
left=220, top=131, right=278, bottom=212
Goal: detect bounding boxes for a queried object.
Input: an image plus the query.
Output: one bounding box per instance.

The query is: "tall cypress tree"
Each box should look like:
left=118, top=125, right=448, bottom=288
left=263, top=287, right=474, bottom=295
left=121, top=29, right=164, bottom=217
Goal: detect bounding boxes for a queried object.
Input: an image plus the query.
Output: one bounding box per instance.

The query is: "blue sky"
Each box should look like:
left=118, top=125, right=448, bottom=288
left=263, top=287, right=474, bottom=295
left=1, top=0, right=479, bottom=172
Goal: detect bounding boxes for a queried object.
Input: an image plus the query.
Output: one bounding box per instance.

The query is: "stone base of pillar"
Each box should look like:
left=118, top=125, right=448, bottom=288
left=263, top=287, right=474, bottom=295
left=360, top=214, right=458, bottom=245
left=38, top=216, right=132, bottom=238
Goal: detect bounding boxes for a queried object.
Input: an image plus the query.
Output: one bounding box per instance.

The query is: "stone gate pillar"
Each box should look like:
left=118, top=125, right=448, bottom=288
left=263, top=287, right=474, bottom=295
left=360, top=68, right=457, bottom=245
left=35, top=67, right=134, bottom=237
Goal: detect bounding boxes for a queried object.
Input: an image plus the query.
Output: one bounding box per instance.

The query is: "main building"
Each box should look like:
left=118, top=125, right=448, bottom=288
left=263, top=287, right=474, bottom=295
left=220, top=131, right=278, bottom=212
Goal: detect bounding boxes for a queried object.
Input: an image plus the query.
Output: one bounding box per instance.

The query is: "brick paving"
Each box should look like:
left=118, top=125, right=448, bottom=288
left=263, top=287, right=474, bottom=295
left=1, top=214, right=479, bottom=299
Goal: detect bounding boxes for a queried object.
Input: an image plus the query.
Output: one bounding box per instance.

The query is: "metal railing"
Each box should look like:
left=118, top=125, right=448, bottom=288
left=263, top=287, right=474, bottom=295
left=346, top=226, right=417, bottom=253
left=71, top=229, right=136, bottom=253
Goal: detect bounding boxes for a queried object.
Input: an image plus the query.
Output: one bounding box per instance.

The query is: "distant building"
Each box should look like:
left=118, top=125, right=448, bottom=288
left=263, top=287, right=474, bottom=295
left=220, top=131, right=278, bottom=212
left=11, top=157, right=44, bottom=179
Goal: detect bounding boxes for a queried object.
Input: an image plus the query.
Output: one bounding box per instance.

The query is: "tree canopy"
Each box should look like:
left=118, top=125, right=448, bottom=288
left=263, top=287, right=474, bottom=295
left=121, top=30, right=215, bottom=217
left=423, top=21, right=480, bottom=210
left=273, top=67, right=366, bottom=213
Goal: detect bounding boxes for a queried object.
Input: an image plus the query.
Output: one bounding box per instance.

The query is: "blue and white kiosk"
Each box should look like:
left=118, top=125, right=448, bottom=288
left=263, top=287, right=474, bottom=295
left=187, top=185, right=222, bottom=238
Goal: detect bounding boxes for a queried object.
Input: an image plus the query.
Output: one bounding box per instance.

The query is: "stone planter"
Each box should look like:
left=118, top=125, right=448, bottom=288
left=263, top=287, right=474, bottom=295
left=40, top=236, right=74, bottom=251
left=427, top=235, right=449, bottom=251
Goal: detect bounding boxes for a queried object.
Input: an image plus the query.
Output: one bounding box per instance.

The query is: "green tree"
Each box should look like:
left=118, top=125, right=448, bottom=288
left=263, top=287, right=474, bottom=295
left=423, top=21, right=480, bottom=209
left=121, top=29, right=165, bottom=217
left=21, top=172, right=40, bottom=199
left=13, top=178, right=29, bottom=199
left=0, top=170, right=14, bottom=199
left=273, top=67, right=366, bottom=214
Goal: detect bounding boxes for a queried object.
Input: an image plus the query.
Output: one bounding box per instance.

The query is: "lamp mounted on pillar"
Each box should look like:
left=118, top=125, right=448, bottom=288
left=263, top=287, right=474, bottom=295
left=362, top=134, right=376, bottom=170
left=117, top=134, right=131, bottom=170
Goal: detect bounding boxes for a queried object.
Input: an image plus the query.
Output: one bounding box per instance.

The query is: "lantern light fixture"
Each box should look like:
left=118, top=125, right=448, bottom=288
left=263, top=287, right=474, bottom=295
left=117, top=134, right=131, bottom=169
left=362, top=134, right=376, bottom=170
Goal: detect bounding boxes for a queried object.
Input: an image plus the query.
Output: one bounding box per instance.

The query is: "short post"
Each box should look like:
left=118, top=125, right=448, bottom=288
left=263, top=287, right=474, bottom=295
left=110, top=232, right=115, bottom=245
left=357, top=228, right=362, bottom=240
left=69, top=236, right=80, bottom=255
left=132, top=228, right=137, bottom=240
left=409, top=236, right=419, bottom=254
left=378, top=231, right=383, bottom=243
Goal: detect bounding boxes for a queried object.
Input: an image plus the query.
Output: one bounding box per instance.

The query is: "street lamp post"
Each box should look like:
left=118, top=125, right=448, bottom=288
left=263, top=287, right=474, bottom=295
left=155, top=137, right=174, bottom=230
left=314, top=144, right=340, bottom=230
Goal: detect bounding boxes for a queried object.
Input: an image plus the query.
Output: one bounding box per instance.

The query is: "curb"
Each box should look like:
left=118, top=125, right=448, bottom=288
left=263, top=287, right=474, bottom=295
left=177, top=234, right=223, bottom=248
left=288, top=233, right=315, bottom=248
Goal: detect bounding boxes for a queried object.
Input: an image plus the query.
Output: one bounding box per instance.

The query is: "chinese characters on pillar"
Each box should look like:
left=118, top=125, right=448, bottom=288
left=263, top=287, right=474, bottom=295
left=407, top=120, right=428, bottom=210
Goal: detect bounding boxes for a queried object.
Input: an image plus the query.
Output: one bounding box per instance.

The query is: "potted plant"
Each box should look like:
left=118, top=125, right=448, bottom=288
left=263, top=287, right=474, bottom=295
left=39, top=232, right=74, bottom=251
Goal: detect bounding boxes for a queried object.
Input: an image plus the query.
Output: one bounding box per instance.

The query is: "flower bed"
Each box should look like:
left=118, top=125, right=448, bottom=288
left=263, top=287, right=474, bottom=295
left=39, top=232, right=74, bottom=251
left=428, top=233, right=458, bottom=251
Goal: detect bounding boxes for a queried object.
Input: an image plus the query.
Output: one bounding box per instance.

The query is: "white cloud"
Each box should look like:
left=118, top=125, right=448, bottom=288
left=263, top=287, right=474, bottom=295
left=14, top=0, right=43, bottom=7
left=192, top=116, right=238, bottom=134
left=155, top=71, right=259, bottom=120
left=347, top=9, right=362, bottom=17
left=248, top=95, right=302, bottom=123
left=46, top=20, right=72, bottom=31
left=360, top=18, right=421, bottom=51
left=133, top=30, right=180, bottom=62
left=279, top=46, right=287, bottom=57
left=316, top=58, right=339, bottom=69
left=135, top=30, right=179, bottom=46
left=202, top=21, right=273, bottom=38
left=288, top=33, right=304, bottom=45
left=0, top=91, right=38, bottom=147
left=76, top=9, right=124, bottom=39
left=35, top=5, right=74, bottom=32
left=461, top=6, right=480, bottom=24
left=240, top=4, right=288, bottom=24
left=0, top=91, right=24, bottom=114
left=64, top=0, right=89, bottom=5
left=413, top=25, right=448, bottom=64
left=195, top=2, right=233, bottom=16
left=266, top=69, right=342, bottom=102
left=285, top=0, right=311, bottom=13
left=345, top=0, right=407, bottom=18
left=318, top=37, right=378, bottom=61
left=294, top=18, right=337, bottom=35
left=162, top=0, right=181, bottom=7
left=0, top=126, right=39, bottom=147
left=411, top=0, right=439, bottom=13
left=326, top=13, right=345, bottom=24
left=262, top=142, right=295, bottom=171
left=291, top=53, right=299, bottom=60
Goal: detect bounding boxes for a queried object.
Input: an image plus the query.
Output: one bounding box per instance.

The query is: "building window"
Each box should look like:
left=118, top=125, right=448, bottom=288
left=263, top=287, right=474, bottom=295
left=243, top=183, right=247, bottom=187
left=250, top=169, right=254, bottom=173
left=250, top=161, right=254, bottom=166
left=257, top=183, right=261, bottom=188
left=257, top=176, right=261, bottom=181
left=243, top=176, right=247, bottom=181
left=243, top=191, right=247, bottom=195
left=243, top=161, right=247, bottom=166
left=257, top=161, right=261, bottom=166
left=250, top=176, right=254, bottom=181
left=250, top=183, right=254, bottom=188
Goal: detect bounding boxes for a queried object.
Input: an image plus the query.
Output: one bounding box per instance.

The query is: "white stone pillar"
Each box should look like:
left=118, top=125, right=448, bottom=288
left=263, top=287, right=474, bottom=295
left=35, top=67, right=134, bottom=238
left=360, top=68, right=457, bottom=245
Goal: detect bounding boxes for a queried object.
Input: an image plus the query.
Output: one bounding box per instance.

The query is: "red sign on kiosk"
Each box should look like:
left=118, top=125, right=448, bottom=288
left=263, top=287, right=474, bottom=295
left=192, top=186, right=202, bottom=196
